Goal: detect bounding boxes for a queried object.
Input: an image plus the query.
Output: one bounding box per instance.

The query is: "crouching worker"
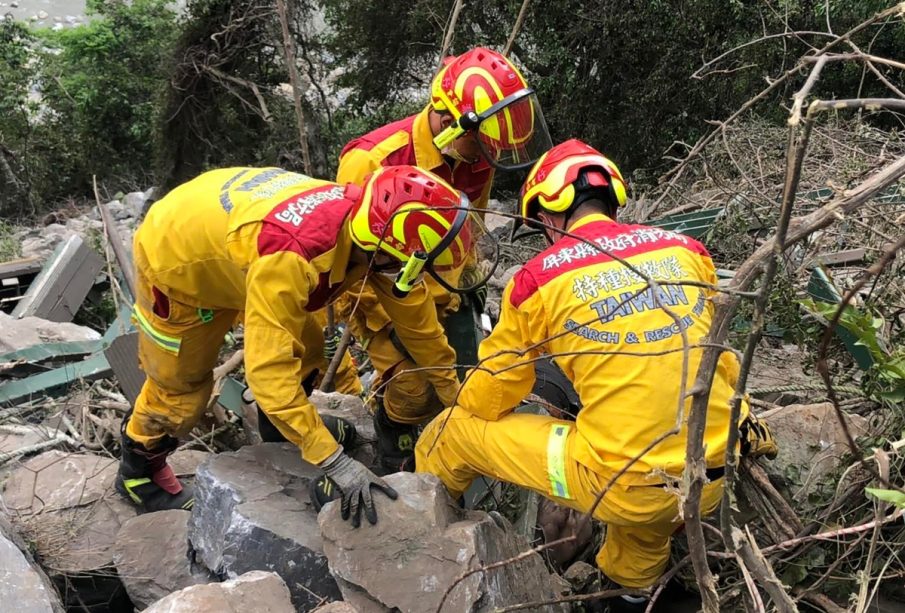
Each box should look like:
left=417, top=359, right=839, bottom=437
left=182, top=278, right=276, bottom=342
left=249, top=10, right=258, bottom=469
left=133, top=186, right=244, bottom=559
left=119, top=165, right=475, bottom=528
left=415, top=140, right=777, bottom=610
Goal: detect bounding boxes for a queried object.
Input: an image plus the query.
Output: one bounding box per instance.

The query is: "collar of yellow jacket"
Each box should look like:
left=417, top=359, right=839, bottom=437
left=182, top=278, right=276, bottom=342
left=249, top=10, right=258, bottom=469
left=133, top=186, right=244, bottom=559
left=412, top=106, right=445, bottom=172
left=566, top=213, right=614, bottom=233
left=331, top=218, right=355, bottom=285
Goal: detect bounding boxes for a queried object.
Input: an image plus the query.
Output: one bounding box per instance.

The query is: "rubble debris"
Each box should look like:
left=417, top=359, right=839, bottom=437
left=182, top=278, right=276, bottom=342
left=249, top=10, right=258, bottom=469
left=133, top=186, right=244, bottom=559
left=142, top=570, right=295, bottom=613
left=319, top=472, right=566, bottom=613
left=0, top=513, right=65, bottom=613
left=0, top=352, right=111, bottom=407
left=104, top=331, right=143, bottom=403
left=188, top=443, right=342, bottom=610
left=536, top=497, right=594, bottom=570
left=0, top=257, right=42, bottom=314
left=310, top=390, right=376, bottom=466
left=0, top=312, right=101, bottom=354
left=12, top=235, right=103, bottom=323
left=312, top=603, right=361, bottom=613
left=2, top=450, right=137, bottom=610
left=113, top=509, right=215, bottom=609
left=763, top=402, right=869, bottom=502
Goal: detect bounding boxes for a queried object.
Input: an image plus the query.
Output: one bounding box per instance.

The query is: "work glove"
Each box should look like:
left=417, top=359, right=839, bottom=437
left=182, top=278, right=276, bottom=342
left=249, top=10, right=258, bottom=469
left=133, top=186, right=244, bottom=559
left=739, top=413, right=778, bottom=460
left=460, top=261, right=490, bottom=312
left=319, top=450, right=398, bottom=527
left=323, top=325, right=342, bottom=361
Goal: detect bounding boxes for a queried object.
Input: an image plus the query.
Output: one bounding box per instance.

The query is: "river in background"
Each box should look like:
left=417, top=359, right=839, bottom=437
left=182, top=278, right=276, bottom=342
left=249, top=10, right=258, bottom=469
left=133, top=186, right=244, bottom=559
left=1, top=0, right=86, bottom=26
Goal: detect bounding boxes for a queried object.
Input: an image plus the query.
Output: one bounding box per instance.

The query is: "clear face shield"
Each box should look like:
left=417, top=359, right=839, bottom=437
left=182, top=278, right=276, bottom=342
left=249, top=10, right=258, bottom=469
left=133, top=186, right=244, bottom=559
left=433, top=88, right=553, bottom=172
left=374, top=195, right=499, bottom=298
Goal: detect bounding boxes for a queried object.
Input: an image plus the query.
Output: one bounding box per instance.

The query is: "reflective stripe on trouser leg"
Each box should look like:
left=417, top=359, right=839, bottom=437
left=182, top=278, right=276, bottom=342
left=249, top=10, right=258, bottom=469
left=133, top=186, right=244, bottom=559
left=547, top=423, right=572, bottom=500
left=132, top=307, right=182, bottom=354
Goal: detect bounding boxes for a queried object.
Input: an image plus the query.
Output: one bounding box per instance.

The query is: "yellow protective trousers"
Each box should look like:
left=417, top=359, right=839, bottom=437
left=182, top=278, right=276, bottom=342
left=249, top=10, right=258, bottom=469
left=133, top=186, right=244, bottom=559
left=415, top=407, right=724, bottom=589
left=127, top=266, right=360, bottom=449
left=337, top=283, right=450, bottom=425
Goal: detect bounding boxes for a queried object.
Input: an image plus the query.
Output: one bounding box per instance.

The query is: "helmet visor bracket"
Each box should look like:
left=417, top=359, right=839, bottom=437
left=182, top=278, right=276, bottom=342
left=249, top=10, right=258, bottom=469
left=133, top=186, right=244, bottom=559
left=473, top=88, right=552, bottom=171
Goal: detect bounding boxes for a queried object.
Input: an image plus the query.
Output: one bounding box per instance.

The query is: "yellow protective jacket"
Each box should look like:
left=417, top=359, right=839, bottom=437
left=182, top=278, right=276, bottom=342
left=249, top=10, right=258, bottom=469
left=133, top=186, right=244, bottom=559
left=456, top=214, right=748, bottom=485
left=135, top=167, right=459, bottom=464
left=334, top=106, right=494, bottom=325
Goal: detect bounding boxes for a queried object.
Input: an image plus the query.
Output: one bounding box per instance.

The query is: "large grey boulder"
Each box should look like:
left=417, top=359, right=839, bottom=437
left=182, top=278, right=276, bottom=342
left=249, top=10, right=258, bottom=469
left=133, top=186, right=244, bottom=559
left=0, top=514, right=64, bottom=613
left=143, top=570, right=294, bottom=613
left=763, top=402, right=869, bottom=502
left=2, top=450, right=136, bottom=610
left=319, top=472, right=566, bottom=613
left=113, top=509, right=215, bottom=609
left=188, top=443, right=342, bottom=610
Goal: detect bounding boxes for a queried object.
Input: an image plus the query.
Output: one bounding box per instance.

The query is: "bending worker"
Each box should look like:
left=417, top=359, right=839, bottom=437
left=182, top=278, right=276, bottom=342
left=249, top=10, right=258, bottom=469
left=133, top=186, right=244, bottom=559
left=119, top=164, right=478, bottom=527
left=416, top=140, right=777, bottom=610
left=334, top=46, right=551, bottom=470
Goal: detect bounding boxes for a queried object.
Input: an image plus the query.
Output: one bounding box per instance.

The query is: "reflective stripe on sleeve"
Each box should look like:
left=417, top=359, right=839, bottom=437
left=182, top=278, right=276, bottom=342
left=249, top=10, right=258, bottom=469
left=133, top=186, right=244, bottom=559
left=132, top=307, right=182, bottom=354
left=546, top=423, right=572, bottom=500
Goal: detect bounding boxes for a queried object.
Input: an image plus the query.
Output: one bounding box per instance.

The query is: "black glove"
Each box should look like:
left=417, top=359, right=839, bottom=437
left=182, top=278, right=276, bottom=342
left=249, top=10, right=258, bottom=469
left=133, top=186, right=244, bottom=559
left=320, top=451, right=398, bottom=527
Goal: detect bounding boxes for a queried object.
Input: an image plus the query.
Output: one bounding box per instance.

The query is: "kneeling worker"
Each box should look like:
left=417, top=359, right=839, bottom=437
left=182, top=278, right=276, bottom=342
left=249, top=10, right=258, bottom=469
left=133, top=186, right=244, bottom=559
left=416, top=140, right=776, bottom=609
left=120, top=165, right=476, bottom=527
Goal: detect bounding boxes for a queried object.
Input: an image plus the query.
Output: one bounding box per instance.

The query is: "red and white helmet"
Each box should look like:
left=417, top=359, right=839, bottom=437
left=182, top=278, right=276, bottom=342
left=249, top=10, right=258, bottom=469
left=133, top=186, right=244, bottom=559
left=430, top=47, right=552, bottom=171
left=520, top=139, right=627, bottom=221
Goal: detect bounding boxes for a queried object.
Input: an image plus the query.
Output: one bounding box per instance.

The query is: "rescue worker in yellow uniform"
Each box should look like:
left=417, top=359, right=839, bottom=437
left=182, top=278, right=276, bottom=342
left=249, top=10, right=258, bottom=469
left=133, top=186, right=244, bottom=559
left=416, top=140, right=777, bottom=610
left=334, top=47, right=552, bottom=470
left=119, top=165, right=480, bottom=526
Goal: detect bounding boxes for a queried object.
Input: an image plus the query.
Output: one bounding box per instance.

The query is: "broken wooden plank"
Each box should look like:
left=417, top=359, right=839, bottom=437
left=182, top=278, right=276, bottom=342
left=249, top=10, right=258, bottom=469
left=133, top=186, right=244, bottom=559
left=0, top=257, right=43, bottom=314
left=11, top=236, right=104, bottom=322
left=0, top=257, right=42, bottom=279
left=0, top=352, right=112, bottom=407
left=805, top=248, right=867, bottom=268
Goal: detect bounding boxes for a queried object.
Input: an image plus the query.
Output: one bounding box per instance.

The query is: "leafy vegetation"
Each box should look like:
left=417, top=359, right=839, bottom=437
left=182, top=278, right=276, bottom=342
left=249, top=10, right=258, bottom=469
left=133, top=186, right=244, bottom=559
left=0, top=0, right=178, bottom=219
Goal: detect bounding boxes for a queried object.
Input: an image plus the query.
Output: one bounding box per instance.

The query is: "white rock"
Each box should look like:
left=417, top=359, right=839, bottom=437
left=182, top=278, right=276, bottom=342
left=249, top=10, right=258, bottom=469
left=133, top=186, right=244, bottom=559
left=0, top=312, right=101, bottom=354
left=37, top=10, right=48, bottom=19
left=143, top=571, right=295, bottom=613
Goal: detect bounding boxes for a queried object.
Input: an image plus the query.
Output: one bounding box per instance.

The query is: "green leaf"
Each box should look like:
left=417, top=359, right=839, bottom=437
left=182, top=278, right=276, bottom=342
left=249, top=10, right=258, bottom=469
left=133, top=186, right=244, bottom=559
left=865, top=487, right=905, bottom=508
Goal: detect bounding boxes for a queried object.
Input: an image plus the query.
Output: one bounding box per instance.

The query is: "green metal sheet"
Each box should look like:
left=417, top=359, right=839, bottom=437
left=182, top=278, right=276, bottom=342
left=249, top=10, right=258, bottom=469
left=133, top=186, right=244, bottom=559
left=218, top=376, right=246, bottom=416
left=0, top=352, right=112, bottom=407
left=0, top=339, right=103, bottom=365
left=806, top=268, right=874, bottom=371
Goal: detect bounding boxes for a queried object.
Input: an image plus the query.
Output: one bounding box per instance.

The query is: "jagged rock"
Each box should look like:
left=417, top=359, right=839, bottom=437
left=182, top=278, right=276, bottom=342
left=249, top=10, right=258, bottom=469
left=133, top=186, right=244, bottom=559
left=0, top=312, right=101, bottom=354
left=143, top=570, right=294, bottom=613
left=563, top=561, right=599, bottom=591
left=170, top=449, right=211, bottom=476
left=310, top=391, right=376, bottom=467
left=188, top=443, right=341, bottom=610
left=313, top=603, right=362, bottom=613
left=113, top=510, right=215, bottom=609
left=763, top=402, right=869, bottom=501
left=319, top=472, right=566, bottom=613
left=2, top=450, right=136, bottom=611
left=0, top=514, right=64, bottom=613
left=488, top=264, right=521, bottom=291
left=123, top=191, right=149, bottom=219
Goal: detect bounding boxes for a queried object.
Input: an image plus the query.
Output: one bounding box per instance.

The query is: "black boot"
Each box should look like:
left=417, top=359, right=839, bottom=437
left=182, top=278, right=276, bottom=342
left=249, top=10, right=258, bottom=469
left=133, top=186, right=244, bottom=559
left=373, top=401, right=417, bottom=473
left=116, top=431, right=194, bottom=513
